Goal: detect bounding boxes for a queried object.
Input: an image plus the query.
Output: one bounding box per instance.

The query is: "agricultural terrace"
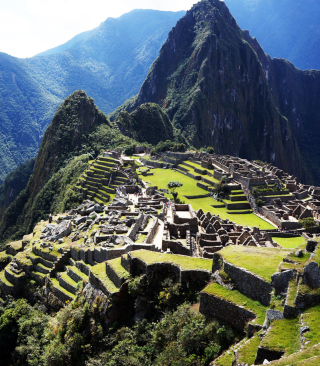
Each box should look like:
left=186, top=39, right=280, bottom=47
left=272, top=236, right=306, bottom=249
left=260, top=317, right=301, bottom=357
left=218, top=246, right=288, bottom=282
left=202, top=283, right=267, bottom=325
left=139, top=168, right=274, bottom=229
left=129, top=250, right=212, bottom=271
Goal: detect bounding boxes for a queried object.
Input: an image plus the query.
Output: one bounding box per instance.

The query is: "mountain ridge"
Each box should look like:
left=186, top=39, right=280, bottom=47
left=0, top=9, right=184, bottom=184
left=114, top=0, right=319, bottom=184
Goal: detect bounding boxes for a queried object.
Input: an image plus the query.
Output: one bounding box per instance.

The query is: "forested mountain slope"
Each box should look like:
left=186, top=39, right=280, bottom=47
left=0, top=9, right=184, bottom=183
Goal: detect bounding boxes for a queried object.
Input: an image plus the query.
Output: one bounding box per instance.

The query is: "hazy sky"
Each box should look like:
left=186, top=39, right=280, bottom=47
left=0, top=0, right=199, bottom=58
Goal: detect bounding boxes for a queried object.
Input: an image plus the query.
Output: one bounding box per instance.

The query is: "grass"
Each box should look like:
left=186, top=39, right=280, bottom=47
left=215, top=350, right=236, bottom=366
left=188, top=199, right=274, bottom=229
left=302, top=304, right=320, bottom=348
left=273, top=236, right=306, bottom=249
left=51, top=278, right=75, bottom=299
left=7, top=240, right=23, bottom=251
left=218, top=246, right=287, bottom=282
left=108, top=258, right=130, bottom=280
left=260, top=317, right=300, bottom=356
left=68, top=266, right=89, bottom=281
left=129, top=249, right=212, bottom=271
left=135, top=234, right=147, bottom=243
left=0, top=270, right=14, bottom=287
left=140, top=168, right=207, bottom=197
left=202, top=283, right=267, bottom=325
left=139, top=167, right=275, bottom=229
left=237, top=334, right=261, bottom=365
left=286, top=279, right=298, bottom=307
left=91, top=262, right=119, bottom=293
left=271, top=343, right=320, bottom=365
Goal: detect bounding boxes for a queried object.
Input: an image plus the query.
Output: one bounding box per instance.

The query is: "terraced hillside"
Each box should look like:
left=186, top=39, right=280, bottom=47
left=77, top=156, right=129, bottom=204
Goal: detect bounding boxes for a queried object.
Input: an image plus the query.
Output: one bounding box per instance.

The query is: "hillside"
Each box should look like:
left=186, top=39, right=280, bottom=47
left=0, top=91, right=138, bottom=243
left=114, top=0, right=320, bottom=184
left=224, top=0, right=320, bottom=70
left=0, top=9, right=184, bottom=183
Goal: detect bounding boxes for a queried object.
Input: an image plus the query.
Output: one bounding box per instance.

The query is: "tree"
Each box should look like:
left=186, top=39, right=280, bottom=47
left=299, top=217, right=317, bottom=229
left=167, top=181, right=183, bottom=202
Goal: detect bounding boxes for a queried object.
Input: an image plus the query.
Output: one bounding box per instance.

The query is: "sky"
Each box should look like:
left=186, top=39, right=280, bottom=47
left=0, top=0, right=199, bottom=58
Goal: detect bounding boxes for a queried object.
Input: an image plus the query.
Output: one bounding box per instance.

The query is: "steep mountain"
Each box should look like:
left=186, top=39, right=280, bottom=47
left=115, top=0, right=310, bottom=182
left=224, top=0, right=320, bottom=70
left=115, top=103, right=174, bottom=145
left=0, top=91, right=137, bottom=243
left=0, top=9, right=184, bottom=183
left=0, top=158, right=35, bottom=218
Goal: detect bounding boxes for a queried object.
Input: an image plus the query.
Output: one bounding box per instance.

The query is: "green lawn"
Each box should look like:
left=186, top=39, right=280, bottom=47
left=129, top=249, right=212, bottom=271
left=202, top=283, right=267, bottom=324
left=273, top=236, right=306, bottom=249
left=139, top=168, right=275, bottom=229
left=140, top=168, right=207, bottom=196
left=218, top=246, right=288, bottom=282
left=260, top=318, right=300, bottom=357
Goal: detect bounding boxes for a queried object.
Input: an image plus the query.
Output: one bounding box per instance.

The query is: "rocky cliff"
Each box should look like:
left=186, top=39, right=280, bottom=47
left=116, top=0, right=319, bottom=183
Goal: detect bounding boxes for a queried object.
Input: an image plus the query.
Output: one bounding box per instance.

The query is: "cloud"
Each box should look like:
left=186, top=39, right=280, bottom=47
left=1, top=0, right=197, bottom=58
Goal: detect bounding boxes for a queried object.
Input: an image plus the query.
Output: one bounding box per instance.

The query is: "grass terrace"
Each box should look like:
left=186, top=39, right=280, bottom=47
left=91, top=262, right=119, bottom=293
left=286, top=279, right=298, bottom=307
left=139, top=168, right=275, bottom=229
left=215, top=350, right=236, bottom=366
left=237, top=334, right=261, bottom=365
left=302, top=304, right=320, bottom=348
left=202, top=283, right=267, bottom=325
left=129, top=250, right=212, bottom=271
left=260, top=317, right=300, bottom=357
left=273, top=236, right=306, bottom=249
left=271, top=344, right=320, bottom=365
left=107, top=258, right=130, bottom=280
left=218, top=246, right=288, bottom=282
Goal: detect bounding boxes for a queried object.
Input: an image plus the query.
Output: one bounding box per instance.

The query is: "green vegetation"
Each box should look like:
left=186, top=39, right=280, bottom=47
left=286, top=280, right=298, bottom=307
left=302, top=304, right=320, bottom=348
left=237, top=334, right=261, bottom=365
left=299, top=217, right=317, bottom=229
left=108, top=258, right=130, bottom=280
left=91, top=262, right=119, bottom=293
left=202, top=283, right=267, bottom=325
left=130, top=249, right=212, bottom=271
left=150, top=140, right=186, bottom=155
left=218, top=246, right=287, bottom=282
left=0, top=10, right=183, bottom=183
left=140, top=168, right=274, bottom=229
left=260, top=318, right=300, bottom=356
left=116, top=104, right=174, bottom=145
left=273, top=236, right=306, bottom=249
left=271, top=343, right=320, bottom=365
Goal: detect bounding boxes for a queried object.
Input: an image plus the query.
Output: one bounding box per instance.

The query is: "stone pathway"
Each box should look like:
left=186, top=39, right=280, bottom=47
left=152, top=219, right=164, bottom=250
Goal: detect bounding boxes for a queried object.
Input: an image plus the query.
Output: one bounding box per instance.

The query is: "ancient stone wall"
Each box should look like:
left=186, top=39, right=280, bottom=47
left=128, top=213, right=144, bottom=241
left=145, top=218, right=159, bottom=244
left=162, top=240, right=191, bottom=255
left=224, top=262, right=273, bottom=306
left=199, top=292, right=256, bottom=330
left=105, top=263, right=125, bottom=288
